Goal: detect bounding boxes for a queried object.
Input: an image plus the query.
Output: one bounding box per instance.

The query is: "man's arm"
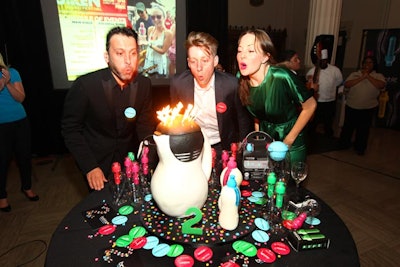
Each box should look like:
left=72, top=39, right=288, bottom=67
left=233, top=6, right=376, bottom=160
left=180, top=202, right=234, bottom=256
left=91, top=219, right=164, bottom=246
left=61, top=79, right=99, bottom=175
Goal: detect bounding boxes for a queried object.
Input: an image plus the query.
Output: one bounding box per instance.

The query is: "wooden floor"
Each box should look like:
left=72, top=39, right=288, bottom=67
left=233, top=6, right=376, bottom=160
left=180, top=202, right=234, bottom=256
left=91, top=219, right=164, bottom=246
left=0, top=127, right=399, bottom=267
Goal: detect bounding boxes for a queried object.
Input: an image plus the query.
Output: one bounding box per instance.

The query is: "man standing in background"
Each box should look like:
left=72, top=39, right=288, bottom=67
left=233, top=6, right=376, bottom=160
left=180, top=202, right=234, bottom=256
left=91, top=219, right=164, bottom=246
left=307, top=49, right=343, bottom=137
left=134, top=2, right=153, bottom=33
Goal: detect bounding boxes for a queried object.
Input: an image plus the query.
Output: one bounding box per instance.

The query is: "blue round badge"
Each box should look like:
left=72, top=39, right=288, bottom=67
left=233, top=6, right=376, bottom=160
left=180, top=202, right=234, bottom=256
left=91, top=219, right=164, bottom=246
left=255, top=217, right=270, bottom=231
left=124, top=107, right=136, bottom=119
left=111, top=215, right=128, bottom=225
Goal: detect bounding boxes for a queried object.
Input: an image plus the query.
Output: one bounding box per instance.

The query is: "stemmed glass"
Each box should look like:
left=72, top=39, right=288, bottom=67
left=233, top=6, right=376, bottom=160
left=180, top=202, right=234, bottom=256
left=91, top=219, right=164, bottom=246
left=306, top=199, right=321, bottom=225
left=290, top=161, right=308, bottom=202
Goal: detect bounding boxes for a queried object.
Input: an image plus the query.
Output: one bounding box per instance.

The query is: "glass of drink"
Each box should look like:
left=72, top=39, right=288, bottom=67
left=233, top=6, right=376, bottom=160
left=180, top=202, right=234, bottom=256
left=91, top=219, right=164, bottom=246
left=290, top=161, right=308, bottom=202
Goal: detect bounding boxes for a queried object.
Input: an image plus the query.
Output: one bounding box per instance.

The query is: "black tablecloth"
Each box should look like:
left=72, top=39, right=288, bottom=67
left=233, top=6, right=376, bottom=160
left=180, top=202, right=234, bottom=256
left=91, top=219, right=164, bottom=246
left=45, top=182, right=359, bottom=267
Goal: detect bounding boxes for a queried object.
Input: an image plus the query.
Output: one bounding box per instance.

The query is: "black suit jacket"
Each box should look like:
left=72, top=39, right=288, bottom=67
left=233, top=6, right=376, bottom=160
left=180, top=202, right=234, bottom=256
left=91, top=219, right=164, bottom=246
left=170, top=70, right=254, bottom=150
left=62, top=68, right=155, bottom=178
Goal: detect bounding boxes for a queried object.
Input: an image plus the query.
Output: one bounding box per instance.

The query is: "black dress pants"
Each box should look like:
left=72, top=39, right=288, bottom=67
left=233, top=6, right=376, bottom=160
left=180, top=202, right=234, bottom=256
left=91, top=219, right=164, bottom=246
left=339, top=106, right=375, bottom=153
left=0, top=118, right=32, bottom=198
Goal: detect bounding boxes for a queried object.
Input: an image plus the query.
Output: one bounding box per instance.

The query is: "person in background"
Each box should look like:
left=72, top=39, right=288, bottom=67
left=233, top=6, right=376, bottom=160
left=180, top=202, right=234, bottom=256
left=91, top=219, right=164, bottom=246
left=0, top=53, right=39, bottom=212
left=236, top=29, right=317, bottom=163
left=143, top=4, right=173, bottom=77
left=277, top=49, right=308, bottom=87
left=277, top=49, right=302, bottom=75
left=338, top=55, right=386, bottom=155
left=306, top=49, right=343, bottom=137
left=170, top=31, right=254, bottom=156
left=62, top=26, right=155, bottom=191
left=215, top=63, right=225, bottom=72
left=164, top=10, right=173, bottom=30
left=167, top=9, right=176, bottom=77
left=134, top=2, right=153, bottom=33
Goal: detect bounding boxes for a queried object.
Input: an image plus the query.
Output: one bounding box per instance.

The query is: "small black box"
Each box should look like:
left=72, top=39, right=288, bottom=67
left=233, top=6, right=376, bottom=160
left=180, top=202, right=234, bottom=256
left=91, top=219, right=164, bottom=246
left=242, top=131, right=273, bottom=179
left=287, top=228, right=330, bottom=252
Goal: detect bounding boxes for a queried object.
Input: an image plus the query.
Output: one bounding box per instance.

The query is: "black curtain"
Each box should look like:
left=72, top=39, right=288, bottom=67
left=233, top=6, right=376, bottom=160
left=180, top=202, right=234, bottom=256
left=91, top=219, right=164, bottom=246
left=186, top=0, right=229, bottom=69
left=0, top=1, right=66, bottom=156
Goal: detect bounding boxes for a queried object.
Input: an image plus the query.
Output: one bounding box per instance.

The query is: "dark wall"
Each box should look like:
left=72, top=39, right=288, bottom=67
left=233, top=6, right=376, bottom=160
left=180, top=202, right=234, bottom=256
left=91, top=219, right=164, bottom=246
left=0, top=0, right=227, bottom=156
left=187, top=0, right=229, bottom=69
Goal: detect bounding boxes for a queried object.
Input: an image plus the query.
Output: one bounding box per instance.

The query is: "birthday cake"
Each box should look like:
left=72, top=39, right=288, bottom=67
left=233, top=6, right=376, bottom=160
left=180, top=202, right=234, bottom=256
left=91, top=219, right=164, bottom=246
left=148, top=103, right=210, bottom=218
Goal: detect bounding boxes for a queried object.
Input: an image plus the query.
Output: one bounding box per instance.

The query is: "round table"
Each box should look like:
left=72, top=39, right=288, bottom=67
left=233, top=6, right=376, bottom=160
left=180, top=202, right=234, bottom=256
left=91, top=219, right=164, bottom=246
left=45, top=182, right=359, bottom=267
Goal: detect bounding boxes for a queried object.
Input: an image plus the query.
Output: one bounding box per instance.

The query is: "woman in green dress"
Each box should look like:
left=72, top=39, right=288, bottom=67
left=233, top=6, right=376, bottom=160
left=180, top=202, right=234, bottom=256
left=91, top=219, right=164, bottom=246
left=236, top=29, right=317, bottom=163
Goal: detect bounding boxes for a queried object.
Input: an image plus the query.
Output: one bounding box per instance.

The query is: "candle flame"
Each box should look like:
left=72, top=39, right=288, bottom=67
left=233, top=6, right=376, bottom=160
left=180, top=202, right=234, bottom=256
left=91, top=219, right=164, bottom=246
left=156, top=102, right=198, bottom=127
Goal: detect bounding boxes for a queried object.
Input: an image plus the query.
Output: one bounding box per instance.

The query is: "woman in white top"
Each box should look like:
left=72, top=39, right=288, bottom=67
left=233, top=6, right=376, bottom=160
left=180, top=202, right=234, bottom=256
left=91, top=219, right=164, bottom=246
left=338, top=56, right=386, bottom=155
left=143, top=5, right=173, bottom=76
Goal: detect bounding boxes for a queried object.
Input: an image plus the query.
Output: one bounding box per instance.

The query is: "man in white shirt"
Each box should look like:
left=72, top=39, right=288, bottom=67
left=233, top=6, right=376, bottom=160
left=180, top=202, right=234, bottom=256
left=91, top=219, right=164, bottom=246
left=307, top=49, right=343, bottom=136
left=170, top=31, right=254, bottom=156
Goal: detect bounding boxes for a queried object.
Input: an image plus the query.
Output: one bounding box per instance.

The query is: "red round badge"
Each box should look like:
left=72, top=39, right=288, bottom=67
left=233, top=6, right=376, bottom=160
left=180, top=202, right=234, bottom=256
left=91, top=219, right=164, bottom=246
left=220, top=261, right=240, bottom=267
left=129, top=236, right=147, bottom=249
left=282, top=219, right=294, bottom=230
left=257, top=247, right=276, bottom=263
left=241, top=190, right=252, bottom=197
left=98, top=225, right=116, bottom=235
left=241, top=180, right=250, bottom=186
left=174, top=254, right=194, bottom=267
left=216, top=102, right=227, bottom=113
left=194, top=246, right=213, bottom=262
left=271, top=242, right=291, bottom=255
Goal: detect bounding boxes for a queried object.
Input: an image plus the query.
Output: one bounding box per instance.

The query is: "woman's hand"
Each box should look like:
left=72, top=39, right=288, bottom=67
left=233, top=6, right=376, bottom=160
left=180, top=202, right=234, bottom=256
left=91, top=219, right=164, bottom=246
left=284, top=97, right=317, bottom=147
left=1, top=68, right=10, bottom=84
left=0, top=74, right=5, bottom=90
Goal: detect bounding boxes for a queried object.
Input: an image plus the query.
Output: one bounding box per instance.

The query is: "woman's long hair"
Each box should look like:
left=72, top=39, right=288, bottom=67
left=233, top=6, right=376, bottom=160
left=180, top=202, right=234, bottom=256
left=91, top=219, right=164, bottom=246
left=0, top=53, right=8, bottom=69
left=237, top=29, right=277, bottom=105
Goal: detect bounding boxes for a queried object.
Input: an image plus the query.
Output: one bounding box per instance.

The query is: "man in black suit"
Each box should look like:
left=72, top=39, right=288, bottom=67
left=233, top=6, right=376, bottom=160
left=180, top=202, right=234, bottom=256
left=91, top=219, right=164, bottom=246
left=170, top=31, right=254, bottom=155
left=62, top=27, right=155, bottom=191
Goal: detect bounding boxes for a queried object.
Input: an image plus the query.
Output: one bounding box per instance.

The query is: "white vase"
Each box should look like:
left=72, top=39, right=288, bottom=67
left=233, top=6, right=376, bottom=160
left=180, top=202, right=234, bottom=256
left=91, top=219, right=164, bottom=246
left=151, top=130, right=212, bottom=217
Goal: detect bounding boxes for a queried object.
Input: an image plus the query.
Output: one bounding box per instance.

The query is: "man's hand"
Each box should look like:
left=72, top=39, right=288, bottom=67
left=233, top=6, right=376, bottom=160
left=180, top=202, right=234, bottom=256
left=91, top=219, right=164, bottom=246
left=86, top=167, right=108, bottom=191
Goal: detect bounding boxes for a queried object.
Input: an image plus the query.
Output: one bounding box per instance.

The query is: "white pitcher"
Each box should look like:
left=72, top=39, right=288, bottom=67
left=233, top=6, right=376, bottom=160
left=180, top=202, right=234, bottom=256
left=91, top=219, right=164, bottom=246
left=151, top=129, right=212, bottom=217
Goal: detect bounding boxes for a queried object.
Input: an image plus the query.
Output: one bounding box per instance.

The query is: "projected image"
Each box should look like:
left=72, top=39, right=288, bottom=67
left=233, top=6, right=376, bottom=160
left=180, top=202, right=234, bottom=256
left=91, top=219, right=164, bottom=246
left=128, top=1, right=176, bottom=78
left=57, top=1, right=127, bottom=81
left=56, top=0, right=176, bottom=83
